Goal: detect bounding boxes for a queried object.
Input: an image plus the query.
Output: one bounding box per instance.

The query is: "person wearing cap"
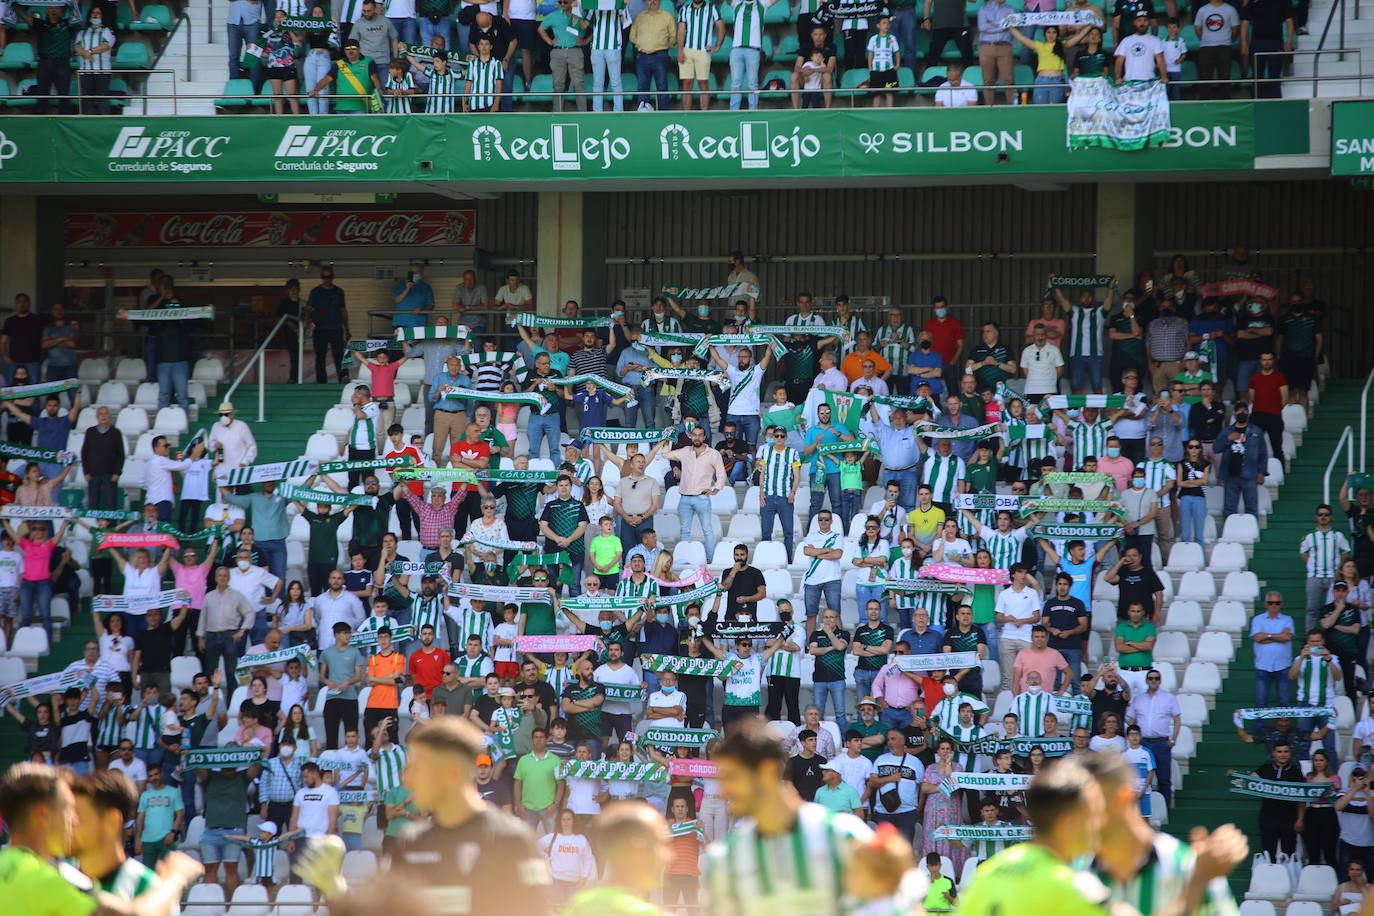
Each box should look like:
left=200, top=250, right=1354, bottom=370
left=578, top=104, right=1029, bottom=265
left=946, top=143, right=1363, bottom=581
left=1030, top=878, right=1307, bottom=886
left=1171, top=352, right=1209, bottom=404
left=1319, top=581, right=1361, bottom=700
left=208, top=401, right=258, bottom=472
left=309, top=37, right=382, bottom=112
left=851, top=696, right=888, bottom=761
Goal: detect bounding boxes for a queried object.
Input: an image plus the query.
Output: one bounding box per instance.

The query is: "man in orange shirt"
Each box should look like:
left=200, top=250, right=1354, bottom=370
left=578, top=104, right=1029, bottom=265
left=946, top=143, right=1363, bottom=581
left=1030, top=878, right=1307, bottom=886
left=365, top=627, right=406, bottom=748
left=409, top=623, right=451, bottom=697
left=838, top=331, right=892, bottom=383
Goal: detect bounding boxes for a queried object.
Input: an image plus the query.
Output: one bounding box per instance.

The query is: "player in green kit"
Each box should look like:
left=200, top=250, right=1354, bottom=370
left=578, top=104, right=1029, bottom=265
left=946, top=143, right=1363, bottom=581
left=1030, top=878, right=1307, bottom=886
left=564, top=801, right=666, bottom=916
left=958, top=757, right=1113, bottom=916
left=69, top=772, right=162, bottom=900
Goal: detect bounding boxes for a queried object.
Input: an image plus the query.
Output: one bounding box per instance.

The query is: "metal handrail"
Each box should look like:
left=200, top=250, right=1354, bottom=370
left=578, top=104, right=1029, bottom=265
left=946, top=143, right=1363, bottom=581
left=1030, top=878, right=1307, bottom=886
left=1324, top=425, right=1354, bottom=504
left=1360, top=363, right=1374, bottom=471
left=221, top=313, right=290, bottom=422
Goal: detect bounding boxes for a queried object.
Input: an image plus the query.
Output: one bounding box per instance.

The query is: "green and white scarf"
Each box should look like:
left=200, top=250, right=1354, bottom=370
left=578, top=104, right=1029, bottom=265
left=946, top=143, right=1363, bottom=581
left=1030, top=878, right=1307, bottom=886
left=661, top=282, right=758, bottom=300
left=1228, top=771, right=1334, bottom=801
left=873, top=394, right=937, bottom=413
left=346, top=339, right=392, bottom=353
left=349, top=625, right=415, bottom=649
left=392, top=327, right=468, bottom=344
left=458, top=533, right=539, bottom=553
left=598, top=683, right=646, bottom=702
left=952, top=494, right=1025, bottom=511
left=277, top=14, right=334, bottom=29
left=648, top=580, right=720, bottom=609
left=814, top=439, right=878, bottom=457
left=640, top=332, right=705, bottom=349
left=459, top=351, right=527, bottom=375
left=278, top=483, right=376, bottom=507
left=556, top=374, right=634, bottom=398
left=895, top=651, right=979, bottom=672
left=0, top=378, right=79, bottom=401
left=1042, top=394, right=1128, bottom=410
left=578, top=426, right=675, bottom=444
left=917, top=422, right=1003, bottom=440
left=393, top=467, right=477, bottom=483
left=235, top=643, right=315, bottom=683
left=693, top=334, right=785, bottom=360
left=317, top=455, right=415, bottom=474
left=0, top=505, right=74, bottom=520
left=218, top=460, right=315, bottom=486
left=389, top=561, right=447, bottom=577
left=668, top=819, right=707, bottom=839
left=937, top=772, right=1032, bottom=797
left=883, top=578, right=962, bottom=595
left=1019, top=498, right=1125, bottom=519
left=562, top=595, right=645, bottom=613
left=932, top=824, right=1033, bottom=842
left=749, top=324, right=849, bottom=341
left=184, top=747, right=266, bottom=770
left=0, top=669, right=93, bottom=709
left=436, top=386, right=549, bottom=414
left=124, top=306, right=215, bottom=321
left=643, top=368, right=728, bottom=386
left=0, top=441, right=76, bottom=465
left=476, top=468, right=558, bottom=483
left=508, top=313, right=611, bottom=329
left=640, top=654, right=739, bottom=677
left=93, top=590, right=190, bottom=614
left=1027, top=522, right=1123, bottom=540
left=556, top=760, right=668, bottom=782
left=806, top=532, right=840, bottom=580
left=1234, top=705, right=1336, bottom=721
left=1048, top=274, right=1115, bottom=289
left=636, top=726, right=717, bottom=748
left=447, top=582, right=552, bottom=603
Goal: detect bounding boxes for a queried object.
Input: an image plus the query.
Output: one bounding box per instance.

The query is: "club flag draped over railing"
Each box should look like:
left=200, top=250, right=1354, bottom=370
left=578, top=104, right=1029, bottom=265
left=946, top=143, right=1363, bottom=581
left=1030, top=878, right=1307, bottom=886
left=1066, top=78, right=1171, bottom=151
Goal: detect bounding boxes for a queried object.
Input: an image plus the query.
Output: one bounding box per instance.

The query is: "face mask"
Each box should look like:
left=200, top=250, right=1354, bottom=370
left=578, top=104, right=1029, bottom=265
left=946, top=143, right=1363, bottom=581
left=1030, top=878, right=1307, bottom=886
left=901, top=547, right=913, bottom=557
left=1234, top=412, right=1249, bottom=425
left=599, top=620, right=614, bottom=632
left=934, top=308, right=948, bottom=318
left=687, top=615, right=700, bottom=627
left=698, top=305, right=710, bottom=317
left=683, top=421, right=695, bottom=431
left=1105, top=447, right=1120, bottom=458
left=1066, top=409, right=1080, bottom=420
left=942, top=683, right=957, bottom=696
left=779, top=611, right=792, bottom=622
left=1132, top=478, right=1146, bottom=489
left=1026, top=685, right=1042, bottom=695
left=237, top=560, right=251, bottom=571
left=280, top=746, right=295, bottom=758
left=411, top=273, right=422, bottom=283
left=1249, top=301, right=1264, bottom=314
left=221, top=415, right=233, bottom=425
left=611, top=308, right=624, bottom=319
left=655, top=613, right=671, bottom=625
left=670, top=353, right=682, bottom=364
left=738, top=615, right=751, bottom=623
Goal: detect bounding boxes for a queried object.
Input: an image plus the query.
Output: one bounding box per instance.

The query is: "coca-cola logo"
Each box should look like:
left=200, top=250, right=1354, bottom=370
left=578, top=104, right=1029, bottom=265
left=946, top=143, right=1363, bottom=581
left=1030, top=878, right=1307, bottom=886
left=159, top=214, right=248, bottom=246
left=335, top=213, right=423, bottom=245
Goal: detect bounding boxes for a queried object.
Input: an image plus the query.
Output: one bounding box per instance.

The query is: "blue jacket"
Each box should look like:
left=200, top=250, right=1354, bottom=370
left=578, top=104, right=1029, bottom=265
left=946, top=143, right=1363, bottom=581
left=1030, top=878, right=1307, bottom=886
left=1212, top=423, right=1269, bottom=482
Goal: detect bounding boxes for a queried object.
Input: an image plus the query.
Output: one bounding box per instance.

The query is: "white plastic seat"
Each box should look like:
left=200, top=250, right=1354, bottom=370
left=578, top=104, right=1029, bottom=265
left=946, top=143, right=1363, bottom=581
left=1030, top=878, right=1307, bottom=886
left=9, top=626, right=49, bottom=660
left=762, top=568, right=793, bottom=599
left=133, top=382, right=160, bottom=408
left=1147, top=791, right=1169, bottom=827
left=275, top=884, right=317, bottom=916
left=115, top=406, right=149, bottom=438
left=1208, top=542, right=1248, bottom=572
left=182, top=814, right=206, bottom=851
left=1238, top=902, right=1276, bottom=916
left=341, top=850, right=378, bottom=882
left=188, top=380, right=209, bottom=407
left=184, top=883, right=227, bottom=916
left=322, top=405, right=355, bottom=437
left=754, top=542, right=789, bottom=570
left=958, top=856, right=981, bottom=890
left=661, top=486, right=681, bottom=513
left=1163, top=541, right=1204, bottom=573
left=171, top=656, right=201, bottom=690
left=710, top=488, right=739, bottom=514
left=738, top=486, right=761, bottom=514
left=1281, top=403, right=1308, bottom=434
left=192, top=357, right=225, bottom=381
left=726, top=515, right=762, bottom=541
left=1091, top=600, right=1117, bottom=634
left=1282, top=903, right=1322, bottom=916
left=1209, top=599, right=1248, bottom=634
left=1173, top=726, right=1196, bottom=759
left=78, top=358, right=111, bottom=383
left=1220, top=514, right=1260, bottom=546
left=74, top=406, right=99, bottom=432
left=154, top=407, right=189, bottom=433
left=672, top=541, right=706, bottom=568
left=96, top=381, right=130, bottom=408
left=1194, top=631, right=1236, bottom=664
left=1335, top=695, right=1356, bottom=730
left=306, top=432, right=342, bottom=461
left=114, top=358, right=147, bottom=381
left=1292, top=864, right=1337, bottom=902
left=707, top=540, right=743, bottom=570
left=1178, top=692, right=1209, bottom=727
left=1244, top=864, right=1291, bottom=901
left=1175, top=571, right=1216, bottom=602
left=1152, top=631, right=1190, bottom=664
left=133, top=432, right=163, bottom=459
left=1222, top=571, right=1260, bottom=603
left=228, top=885, right=270, bottom=916
left=1180, top=661, right=1221, bottom=696
left=1161, top=600, right=1203, bottom=632
left=0, top=656, right=27, bottom=686
left=400, top=404, right=425, bottom=433
left=1264, top=458, right=1285, bottom=488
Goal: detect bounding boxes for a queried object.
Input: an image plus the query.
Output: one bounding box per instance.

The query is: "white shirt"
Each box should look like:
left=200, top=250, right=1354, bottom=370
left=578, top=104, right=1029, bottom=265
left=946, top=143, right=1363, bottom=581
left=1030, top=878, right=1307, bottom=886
left=934, top=80, right=977, bottom=107
left=0, top=549, right=23, bottom=588
left=280, top=675, right=309, bottom=718
left=494, top=283, right=534, bottom=309
left=291, top=783, right=340, bottom=837
left=724, top=364, right=764, bottom=416
left=1114, top=33, right=1164, bottom=80
left=123, top=566, right=162, bottom=598
left=831, top=751, right=874, bottom=797
left=208, top=418, right=258, bottom=468
left=849, top=374, right=889, bottom=397
left=593, top=661, right=641, bottom=716
left=1353, top=717, right=1374, bottom=753
left=230, top=565, right=280, bottom=608
left=143, top=455, right=191, bottom=505
left=646, top=688, right=687, bottom=729
left=181, top=458, right=214, bottom=502
left=314, top=591, right=366, bottom=649
left=1020, top=343, right=1065, bottom=395
left=801, top=530, right=844, bottom=585
left=109, top=756, right=148, bottom=786
left=203, top=502, right=247, bottom=530
left=321, top=745, right=371, bottom=788
left=872, top=752, right=923, bottom=812
left=100, top=634, right=135, bottom=673
left=1193, top=1, right=1239, bottom=46
left=564, top=774, right=603, bottom=815
left=995, top=585, right=1043, bottom=641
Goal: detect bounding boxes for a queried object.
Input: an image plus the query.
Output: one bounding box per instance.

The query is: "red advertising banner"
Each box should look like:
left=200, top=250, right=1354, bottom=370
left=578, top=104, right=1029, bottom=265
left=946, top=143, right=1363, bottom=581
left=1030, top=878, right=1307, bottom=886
left=64, top=210, right=476, bottom=248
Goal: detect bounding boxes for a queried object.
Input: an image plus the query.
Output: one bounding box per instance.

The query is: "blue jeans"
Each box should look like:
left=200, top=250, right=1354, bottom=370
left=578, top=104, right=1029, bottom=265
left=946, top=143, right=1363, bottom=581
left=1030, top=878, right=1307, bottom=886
left=617, top=518, right=651, bottom=553
left=527, top=413, right=560, bottom=461
left=760, top=494, right=795, bottom=558
left=634, top=48, right=668, bottom=109
left=304, top=49, right=332, bottom=113
left=855, top=583, right=886, bottom=615
left=20, top=579, right=53, bottom=640
left=135, top=747, right=164, bottom=771
left=853, top=667, right=878, bottom=701
left=1179, top=496, right=1207, bottom=545
left=156, top=360, right=189, bottom=409
left=623, top=385, right=655, bottom=428
left=1255, top=667, right=1292, bottom=707
left=813, top=680, right=848, bottom=733
left=591, top=48, right=624, bottom=111
left=1223, top=477, right=1259, bottom=518
left=879, top=706, right=911, bottom=729
left=63, top=760, right=92, bottom=776
left=390, top=15, right=417, bottom=44
left=226, top=21, right=261, bottom=81
left=258, top=538, right=287, bottom=592
left=804, top=580, right=842, bottom=622
left=1068, top=355, right=1103, bottom=393
left=892, top=8, right=918, bottom=77
left=419, top=15, right=452, bottom=48
left=678, top=494, right=716, bottom=557
left=727, top=460, right=750, bottom=484
left=728, top=414, right=760, bottom=449
left=808, top=471, right=842, bottom=519
left=840, top=490, right=862, bottom=531
left=887, top=469, right=918, bottom=510
left=1141, top=736, right=1173, bottom=805
left=1032, top=73, right=1065, bottom=105
left=1298, top=703, right=1339, bottom=762
left=1235, top=359, right=1260, bottom=396
left=729, top=46, right=761, bottom=110
left=1057, top=647, right=1082, bottom=694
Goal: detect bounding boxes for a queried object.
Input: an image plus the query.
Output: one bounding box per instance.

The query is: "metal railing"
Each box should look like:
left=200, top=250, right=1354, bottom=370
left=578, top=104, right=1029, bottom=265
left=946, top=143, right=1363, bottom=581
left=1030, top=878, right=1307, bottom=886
left=1313, top=0, right=1362, bottom=93
left=1324, top=424, right=1354, bottom=503
left=1360, top=363, right=1374, bottom=471
left=220, top=313, right=296, bottom=421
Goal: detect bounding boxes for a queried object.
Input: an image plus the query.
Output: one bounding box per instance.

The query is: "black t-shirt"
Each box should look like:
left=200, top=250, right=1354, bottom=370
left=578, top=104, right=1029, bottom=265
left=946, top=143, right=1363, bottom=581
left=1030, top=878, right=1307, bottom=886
left=1090, top=684, right=1129, bottom=728
left=1242, top=0, right=1289, bottom=40
left=725, top=565, right=766, bottom=620
left=135, top=624, right=177, bottom=674
left=474, top=693, right=498, bottom=725
left=58, top=711, right=95, bottom=764
left=2, top=314, right=46, bottom=362
left=1042, top=595, right=1088, bottom=651
left=392, top=806, right=551, bottom=915
left=1348, top=503, right=1374, bottom=553
left=715, top=437, right=753, bottom=465
left=470, top=14, right=516, bottom=59
left=991, top=766, right=1027, bottom=821
left=24, top=718, right=57, bottom=757
left=799, top=40, right=837, bottom=63
left=1115, top=566, right=1163, bottom=619
left=787, top=753, right=828, bottom=802
left=1188, top=401, right=1226, bottom=442
left=240, top=698, right=281, bottom=728
left=1254, top=761, right=1305, bottom=815
left=1233, top=313, right=1276, bottom=361
left=519, top=678, right=558, bottom=715
left=475, top=776, right=513, bottom=810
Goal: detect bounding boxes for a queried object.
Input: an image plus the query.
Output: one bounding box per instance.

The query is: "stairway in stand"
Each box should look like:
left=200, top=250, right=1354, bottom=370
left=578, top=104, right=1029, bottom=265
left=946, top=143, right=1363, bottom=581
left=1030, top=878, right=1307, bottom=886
left=232, top=384, right=345, bottom=465
left=1165, top=377, right=1367, bottom=897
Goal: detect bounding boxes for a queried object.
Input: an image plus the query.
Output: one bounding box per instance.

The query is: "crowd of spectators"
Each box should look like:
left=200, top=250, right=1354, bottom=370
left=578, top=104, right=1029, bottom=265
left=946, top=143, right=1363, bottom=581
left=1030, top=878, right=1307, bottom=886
left=0, top=249, right=1355, bottom=909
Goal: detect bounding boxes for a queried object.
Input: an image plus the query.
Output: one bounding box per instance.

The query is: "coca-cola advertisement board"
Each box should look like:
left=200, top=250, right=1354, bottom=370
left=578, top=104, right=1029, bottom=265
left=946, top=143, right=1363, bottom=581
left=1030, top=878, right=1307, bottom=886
left=64, top=210, right=477, bottom=248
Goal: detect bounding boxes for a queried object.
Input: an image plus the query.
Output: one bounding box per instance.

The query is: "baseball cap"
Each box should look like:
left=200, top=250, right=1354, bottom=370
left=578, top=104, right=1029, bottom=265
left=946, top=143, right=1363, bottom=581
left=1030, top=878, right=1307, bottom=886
left=259, top=821, right=279, bottom=837
left=819, top=762, right=841, bottom=773
left=498, top=686, right=516, bottom=697
left=1183, top=350, right=1199, bottom=360
left=475, top=754, right=493, bottom=766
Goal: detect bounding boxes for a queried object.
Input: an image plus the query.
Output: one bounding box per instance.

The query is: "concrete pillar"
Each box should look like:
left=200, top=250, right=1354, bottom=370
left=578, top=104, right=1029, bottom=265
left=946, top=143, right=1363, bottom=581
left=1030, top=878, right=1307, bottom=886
left=536, top=191, right=583, bottom=315
left=1094, top=183, right=1154, bottom=285
left=0, top=196, right=54, bottom=309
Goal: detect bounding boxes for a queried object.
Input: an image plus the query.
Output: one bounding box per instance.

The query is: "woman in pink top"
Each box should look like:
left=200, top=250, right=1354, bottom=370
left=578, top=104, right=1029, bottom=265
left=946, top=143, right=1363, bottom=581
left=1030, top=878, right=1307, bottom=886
left=359, top=348, right=409, bottom=445
left=170, top=540, right=219, bottom=658
left=1, top=518, right=69, bottom=641
left=14, top=461, right=71, bottom=507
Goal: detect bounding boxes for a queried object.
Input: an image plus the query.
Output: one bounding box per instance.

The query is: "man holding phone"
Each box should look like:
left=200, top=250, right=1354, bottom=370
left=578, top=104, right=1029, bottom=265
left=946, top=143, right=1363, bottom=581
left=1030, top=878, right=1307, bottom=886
left=1289, top=629, right=1341, bottom=761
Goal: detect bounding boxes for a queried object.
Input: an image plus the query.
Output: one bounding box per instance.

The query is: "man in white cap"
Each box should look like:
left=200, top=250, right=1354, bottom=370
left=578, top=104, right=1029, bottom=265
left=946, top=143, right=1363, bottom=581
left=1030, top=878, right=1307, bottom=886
left=208, top=401, right=258, bottom=471
left=1173, top=352, right=1209, bottom=404
left=813, top=761, right=864, bottom=816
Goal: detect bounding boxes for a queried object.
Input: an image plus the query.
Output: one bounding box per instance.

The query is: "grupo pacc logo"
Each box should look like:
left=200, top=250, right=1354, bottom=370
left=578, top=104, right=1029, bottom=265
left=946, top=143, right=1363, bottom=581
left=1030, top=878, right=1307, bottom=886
left=0, top=131, right=17, bottom=169
left=106, top=126, right=231, bottom=173
left=273, top=125, right=398, bottom=172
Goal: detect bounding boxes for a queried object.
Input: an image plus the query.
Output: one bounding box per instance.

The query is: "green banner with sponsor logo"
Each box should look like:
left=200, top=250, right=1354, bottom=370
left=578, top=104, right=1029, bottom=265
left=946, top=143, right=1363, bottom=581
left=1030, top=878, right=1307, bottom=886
left=1332, top=100, right=1374, bottom=176
left=0, top=104, right=1289, bottom=185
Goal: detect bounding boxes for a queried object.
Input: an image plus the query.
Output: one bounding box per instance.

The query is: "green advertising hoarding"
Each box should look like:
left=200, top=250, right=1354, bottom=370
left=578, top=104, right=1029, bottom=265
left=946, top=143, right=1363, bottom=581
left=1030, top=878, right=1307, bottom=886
left=0, top=102, right=1294, bottom=185
left=1331, top=100, right=1374, bottom=176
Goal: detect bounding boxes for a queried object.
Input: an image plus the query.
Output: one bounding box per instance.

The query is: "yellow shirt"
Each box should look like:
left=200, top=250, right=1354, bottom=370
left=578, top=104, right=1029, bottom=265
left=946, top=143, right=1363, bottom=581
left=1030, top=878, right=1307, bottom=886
left=1034, top=40, right=1065, bottom=72
left=630, top=8, right=677, bottom=52
left=906, top=505, right=946, bottom=543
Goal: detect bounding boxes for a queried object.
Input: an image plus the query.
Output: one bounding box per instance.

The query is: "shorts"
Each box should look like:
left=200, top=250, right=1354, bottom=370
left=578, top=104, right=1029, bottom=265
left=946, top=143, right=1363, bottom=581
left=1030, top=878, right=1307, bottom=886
left=266, top=66, right=297, bottom=82
left=869, top=68, right=897, bottom=89
left=678, top=48, right=711, bottom=81
left=494, top=660, right=520, bottom=680
left=0, top=586, right=17, bottom=619
left=512, top=18, right=537, bottom=49
left=1281, top=354, right=1315, bottom=390
left=200, top=827, right=236, bottom=864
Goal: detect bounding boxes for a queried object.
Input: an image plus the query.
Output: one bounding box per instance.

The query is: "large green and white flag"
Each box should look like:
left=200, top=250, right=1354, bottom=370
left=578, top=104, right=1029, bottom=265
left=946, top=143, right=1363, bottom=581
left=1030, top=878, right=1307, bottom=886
left=1066, top=78, right=1171, bottom=151
left=661, top=282, right=758, bottom=300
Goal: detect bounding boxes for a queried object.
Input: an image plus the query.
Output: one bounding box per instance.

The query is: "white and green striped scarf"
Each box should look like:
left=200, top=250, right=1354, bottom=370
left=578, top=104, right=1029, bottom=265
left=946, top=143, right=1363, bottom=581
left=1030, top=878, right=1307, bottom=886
left=555, top=374, right=633, bottom=398
left=641, top=654, right=740, bottom=677
left=457, top=533, right=539, bottom=553
left=1042, top=394, right=1127, bottom=410
left=661, top=282, right=758, bottom=300
left=278, top=483, right=376, bottom=507
left=0, top=378, right=80, bottom=401
left=508, top=313, right=611, bottom=329
left=217, top=460, right=314, bottom=486
left=124, top=306, right=215, bottom=321
left=556, top=760, right=668, bottom=781
left=435, top=385, right=549, bottom=413
left=393, top=326, right=469, bottom=342
left=578, top=426, right=675, bottom=444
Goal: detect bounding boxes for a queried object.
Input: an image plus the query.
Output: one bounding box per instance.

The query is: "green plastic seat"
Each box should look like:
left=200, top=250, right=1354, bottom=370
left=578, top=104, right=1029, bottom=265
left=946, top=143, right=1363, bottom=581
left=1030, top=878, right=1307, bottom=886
left=838, top=65, right=868, bottom=97
left=525, top=72, right=553, bottom=102
left=7, top=78, right=38, bottom=106
left=0, top=42, right=36, bottom=69
left=214, top=77, right=261, bottom=109
left=108, top=76, right=130, bottom=107
left=113, top=41, right=151, bottom=69
left=772, top=33, right=798, bottom=61
left=760, top=66, right=792, bottom=98
left=763, top=0, right=789, bottom=22
left=718, top=0, right=735, bottom=23
left=711, top=35, right=732, bottom=62
left=130, top=4, right=174, bottom=30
